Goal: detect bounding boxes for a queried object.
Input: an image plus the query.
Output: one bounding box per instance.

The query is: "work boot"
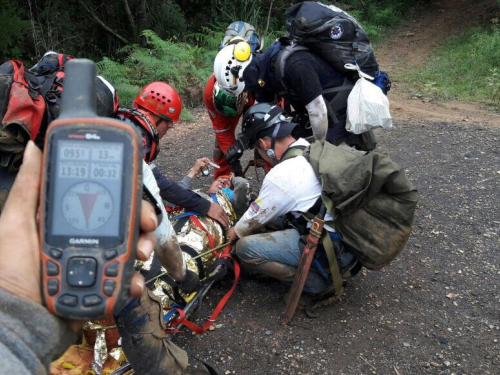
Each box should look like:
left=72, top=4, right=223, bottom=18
left=115, top=289, right=189, bottom=374
left=283, top=283, right=345, bottom=319
left=309, top=283, right=345, bottom=309
left=332, top=239, right=361, bottom=279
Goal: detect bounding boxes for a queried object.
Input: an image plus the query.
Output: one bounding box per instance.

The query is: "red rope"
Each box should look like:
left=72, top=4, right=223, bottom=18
left=165, top=250, right=239, bottom=335
left=190, top=215, right=215, bottom=249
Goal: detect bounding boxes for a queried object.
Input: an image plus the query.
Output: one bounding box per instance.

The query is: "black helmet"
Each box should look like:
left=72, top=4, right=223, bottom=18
left=240, top=103, right=296, bottom=149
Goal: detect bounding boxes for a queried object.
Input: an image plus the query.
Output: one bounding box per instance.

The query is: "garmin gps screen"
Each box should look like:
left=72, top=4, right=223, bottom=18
left=50, top=139, right=124, bottom=238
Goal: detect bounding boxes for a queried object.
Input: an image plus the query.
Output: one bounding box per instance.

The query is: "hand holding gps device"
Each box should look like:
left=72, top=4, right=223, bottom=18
left=39, top=59, right=143, bottom=319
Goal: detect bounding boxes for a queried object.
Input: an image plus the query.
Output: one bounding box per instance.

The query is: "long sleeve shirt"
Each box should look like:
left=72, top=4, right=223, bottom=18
left=151, top=165, right=211, bottom=214
left=0, top=288, right=77, bottom=374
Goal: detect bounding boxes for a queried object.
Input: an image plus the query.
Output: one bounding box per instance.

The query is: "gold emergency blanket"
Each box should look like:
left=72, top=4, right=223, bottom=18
left=143, top=190, right=237, bottom=306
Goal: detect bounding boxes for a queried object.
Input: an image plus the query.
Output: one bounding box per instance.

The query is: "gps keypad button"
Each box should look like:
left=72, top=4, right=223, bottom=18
left=83, top=294, right=103, bottom=307
left=49, top=248, right=62, bottom=259
left=103, top=280, right=116, bottom=297
left=59, top=294, right=78, bottom=307
left=105, top=262, right=119, bottom=277
left=46, top=261, right=59, bottom=276
left=47, top=279, right=59, bottom=296
left=104, top=249, right=118, bottom=260
left=67, top=257, right=97, bottom=287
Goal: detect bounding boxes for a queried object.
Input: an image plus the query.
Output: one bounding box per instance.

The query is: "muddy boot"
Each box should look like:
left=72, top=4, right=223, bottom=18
left=115, top=290, right=188, bottom=375
left=332, top=239, right=362, bottom=279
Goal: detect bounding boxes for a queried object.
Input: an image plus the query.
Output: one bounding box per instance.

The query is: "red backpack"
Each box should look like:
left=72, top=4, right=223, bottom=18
left=0, top=52, right=119, bottom=172
left=0, top=60, right=46, bottom=171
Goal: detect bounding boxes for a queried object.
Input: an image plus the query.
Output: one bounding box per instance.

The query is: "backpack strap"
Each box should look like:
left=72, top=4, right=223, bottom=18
left=275, top=43, right=355, bottom=124
left=275, top=44, right=309, bottom=98
left=320, top=231, right=344, bottom=295
left=280, top=144, right=307, bottom=162
left=323, top=76, right=355, bottom=124
left=280, top=143, right=344, bottom=290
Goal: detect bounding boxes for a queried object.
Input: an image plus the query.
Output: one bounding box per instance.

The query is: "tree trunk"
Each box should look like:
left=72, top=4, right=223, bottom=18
left=77, top=0, right=130, bottom=44
left=122, top=0, right=137, bottom=42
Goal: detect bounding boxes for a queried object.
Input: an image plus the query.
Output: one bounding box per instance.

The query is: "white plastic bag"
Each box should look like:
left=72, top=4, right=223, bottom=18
left=345, top=64, right=393, bottom=134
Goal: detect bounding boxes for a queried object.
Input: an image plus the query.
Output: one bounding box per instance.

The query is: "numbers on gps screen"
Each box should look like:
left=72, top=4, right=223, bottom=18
left=98, top=150, right=109, bottom=160
left=61, top=166, right=87, bottom=177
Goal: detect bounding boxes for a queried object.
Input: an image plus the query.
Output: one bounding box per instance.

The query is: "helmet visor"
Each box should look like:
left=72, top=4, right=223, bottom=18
left=213, top=83, right=245, bottom=117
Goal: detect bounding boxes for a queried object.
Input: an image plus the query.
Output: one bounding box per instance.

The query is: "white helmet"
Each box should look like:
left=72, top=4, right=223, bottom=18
left=214, top=42, right=252, bottom=96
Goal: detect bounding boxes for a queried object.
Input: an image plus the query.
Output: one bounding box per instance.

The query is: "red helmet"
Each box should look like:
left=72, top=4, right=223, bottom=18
left=133, top=82, right=182, bottom=122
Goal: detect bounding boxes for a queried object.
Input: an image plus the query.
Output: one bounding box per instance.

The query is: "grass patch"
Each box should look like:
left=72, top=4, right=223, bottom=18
left=409, top=26, right=500, bottom=108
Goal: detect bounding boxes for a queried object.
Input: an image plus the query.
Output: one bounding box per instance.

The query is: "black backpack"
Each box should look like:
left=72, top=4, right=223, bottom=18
left=283, top=1, right=379, bottom=78
left=29, top=52, right=119, bottom=145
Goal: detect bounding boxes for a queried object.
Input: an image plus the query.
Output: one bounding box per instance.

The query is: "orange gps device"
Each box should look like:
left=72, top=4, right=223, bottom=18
left=39, top=59, right=143, bottom=319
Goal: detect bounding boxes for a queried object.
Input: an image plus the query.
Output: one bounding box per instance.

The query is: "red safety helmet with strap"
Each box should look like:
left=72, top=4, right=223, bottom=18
left=117, top=107, right=160, bottom=163
left=133, top=82, right=182, bottom=122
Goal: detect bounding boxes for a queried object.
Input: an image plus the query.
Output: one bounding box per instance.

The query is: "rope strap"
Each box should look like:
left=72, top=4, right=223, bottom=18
left=165, top=246, right=240, bottom=334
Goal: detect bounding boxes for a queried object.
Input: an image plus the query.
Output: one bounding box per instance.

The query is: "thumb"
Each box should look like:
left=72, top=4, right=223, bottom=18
left=1, top=141, right=42, bottom=220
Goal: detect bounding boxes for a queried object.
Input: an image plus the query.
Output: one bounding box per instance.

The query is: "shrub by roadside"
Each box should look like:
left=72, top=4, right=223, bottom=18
left=408, top=26, right=500, bottom=109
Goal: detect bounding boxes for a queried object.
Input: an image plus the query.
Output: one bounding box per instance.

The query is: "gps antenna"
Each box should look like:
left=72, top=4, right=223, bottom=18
left=57, top=58, right=97, bottom=120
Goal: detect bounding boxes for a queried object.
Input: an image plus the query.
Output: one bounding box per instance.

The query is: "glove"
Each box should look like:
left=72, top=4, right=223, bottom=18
left=176, top=269, right=200, bottom=293
left=292, top=111, right=310, bottom=129
left=224, top=139, right=244, bottom=165
left=230, top=160, right=243, bottom=177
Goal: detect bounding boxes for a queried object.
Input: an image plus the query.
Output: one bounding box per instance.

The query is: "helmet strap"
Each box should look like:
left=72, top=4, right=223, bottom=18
left=257, top=122, right=281, bottom=166
left=270, top=122, right=281, bottom=159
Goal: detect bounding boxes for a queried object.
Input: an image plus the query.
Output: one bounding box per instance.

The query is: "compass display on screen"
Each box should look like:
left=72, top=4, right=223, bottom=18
left=61, top=181, right=113, bottom=231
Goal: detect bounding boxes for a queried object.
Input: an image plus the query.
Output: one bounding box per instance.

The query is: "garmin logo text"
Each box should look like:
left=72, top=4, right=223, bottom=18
left=69, top=238, right=99, bottom=245
left=86, top=133, right=101, bottom=140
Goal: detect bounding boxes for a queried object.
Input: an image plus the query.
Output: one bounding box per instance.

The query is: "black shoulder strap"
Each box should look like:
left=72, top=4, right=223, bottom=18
left=323, top=76, right=355, bottom=124
left=275, top=44, right=309, bottom=97
left=276, top=44, right=354, bottom=121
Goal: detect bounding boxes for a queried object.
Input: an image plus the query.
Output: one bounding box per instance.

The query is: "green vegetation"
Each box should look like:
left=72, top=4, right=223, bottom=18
left=409, top=26, right=500, bottom=108
left=97, top=30, right=215, bottom=109
left=0, top=0, right=428, bottom=113
left=92, top=0, right=422, bottom=110
left=348, top=0, right=420, bottom=42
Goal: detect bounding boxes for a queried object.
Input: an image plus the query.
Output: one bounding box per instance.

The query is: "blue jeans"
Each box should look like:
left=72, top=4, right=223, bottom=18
left=235, top=229, right=330, bottom=295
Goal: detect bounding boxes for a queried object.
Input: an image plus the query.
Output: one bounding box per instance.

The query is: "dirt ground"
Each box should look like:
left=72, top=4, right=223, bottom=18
left=154, top=1, right=500, bottom=374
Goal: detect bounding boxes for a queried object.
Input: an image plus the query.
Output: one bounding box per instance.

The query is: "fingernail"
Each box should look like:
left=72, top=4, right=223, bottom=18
left=23, top=141, right=35, bottom=164
left=149, top=212, right=158, bottom=227
left=140, top=238, right=154, bottom=257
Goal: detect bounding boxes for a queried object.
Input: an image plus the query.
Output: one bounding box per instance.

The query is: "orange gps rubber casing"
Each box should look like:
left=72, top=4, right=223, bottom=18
left=39, top=59, right=143, bottom=319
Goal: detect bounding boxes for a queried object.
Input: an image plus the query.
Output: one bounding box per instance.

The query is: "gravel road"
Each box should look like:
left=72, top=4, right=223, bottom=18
left=155, top=107, right=500, bottom=374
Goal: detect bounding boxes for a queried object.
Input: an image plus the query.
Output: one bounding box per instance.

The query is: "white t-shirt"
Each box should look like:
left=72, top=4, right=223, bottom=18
left=234, top=139, right=333, bottom=238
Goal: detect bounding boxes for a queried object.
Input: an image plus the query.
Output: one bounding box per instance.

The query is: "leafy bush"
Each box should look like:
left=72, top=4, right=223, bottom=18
left=0, top=0, right=30, bottom=60
left=97, top=30, right=214, bottom=118
left=410, top=26, right=500, bottom=107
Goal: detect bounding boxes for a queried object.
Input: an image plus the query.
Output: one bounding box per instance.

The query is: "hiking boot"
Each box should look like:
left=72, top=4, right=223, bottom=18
left=115, top=289, right=190, bottom=374
left=309, top=284, right=344, bottom=309
left=333, top=239, right=361, bottom=279
left=283, top=290, right=312, bottom=310
left=284, top=283, right=344, bottom=311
